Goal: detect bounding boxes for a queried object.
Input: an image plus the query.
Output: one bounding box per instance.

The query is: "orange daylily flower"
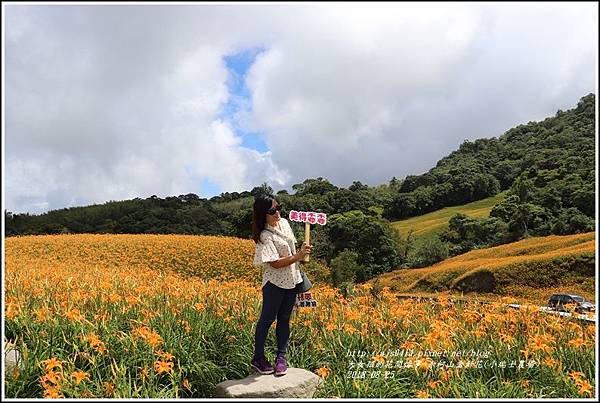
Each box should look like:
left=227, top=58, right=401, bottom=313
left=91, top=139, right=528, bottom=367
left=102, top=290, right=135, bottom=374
left=315, top=367, right=331, bottom=378
left=41, top=358, right=63, bottom=372
left=154, top=360, right=174, bottom=375
left=71, top=370, right=90, bottom=385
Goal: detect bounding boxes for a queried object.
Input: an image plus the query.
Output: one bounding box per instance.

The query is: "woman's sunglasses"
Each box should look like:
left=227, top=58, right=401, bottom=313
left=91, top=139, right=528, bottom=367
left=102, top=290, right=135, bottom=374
left=266, top=205, right=282, bottom=215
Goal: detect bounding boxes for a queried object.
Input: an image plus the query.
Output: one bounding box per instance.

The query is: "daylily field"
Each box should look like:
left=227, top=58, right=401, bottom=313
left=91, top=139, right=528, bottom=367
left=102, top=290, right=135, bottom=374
left=4, top=234, right=596, bottom=398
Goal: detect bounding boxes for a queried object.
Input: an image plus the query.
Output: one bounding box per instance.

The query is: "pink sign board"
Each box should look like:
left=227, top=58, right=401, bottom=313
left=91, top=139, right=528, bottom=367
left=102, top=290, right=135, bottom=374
left=289, top=210, right=327, bottom=225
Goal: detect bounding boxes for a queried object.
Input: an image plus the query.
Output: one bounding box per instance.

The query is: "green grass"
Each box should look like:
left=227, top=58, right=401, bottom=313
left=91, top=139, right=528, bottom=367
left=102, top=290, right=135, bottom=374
left=390, top=191, right=508, bottom=240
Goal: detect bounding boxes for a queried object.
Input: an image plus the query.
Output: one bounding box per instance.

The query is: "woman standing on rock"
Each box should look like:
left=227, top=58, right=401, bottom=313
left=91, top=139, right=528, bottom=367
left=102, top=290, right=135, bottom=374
left=250, top=195, right=312, bottom=376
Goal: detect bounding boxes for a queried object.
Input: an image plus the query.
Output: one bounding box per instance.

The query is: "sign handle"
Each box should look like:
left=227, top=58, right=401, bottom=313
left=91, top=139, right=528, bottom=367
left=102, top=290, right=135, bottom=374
left=304, top=222, right=310, bottom=263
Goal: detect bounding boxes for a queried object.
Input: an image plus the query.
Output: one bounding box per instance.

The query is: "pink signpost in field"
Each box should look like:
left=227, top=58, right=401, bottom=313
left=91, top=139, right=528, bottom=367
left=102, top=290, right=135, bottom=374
left=288, top=210, right=327, bottom=263
left=289, top=210, right=327, bottom=310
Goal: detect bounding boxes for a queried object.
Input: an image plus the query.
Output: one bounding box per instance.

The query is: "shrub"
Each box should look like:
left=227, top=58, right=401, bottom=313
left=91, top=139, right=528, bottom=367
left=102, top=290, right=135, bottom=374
left=338, top=281, right=355, bottom=299
left=329, top=249, right=361, bottom=287
left=406, top=237, right=449, bottom=268
left=299, top=258, right=331, bottom=286
left=325, top=211, right=403, bottom=282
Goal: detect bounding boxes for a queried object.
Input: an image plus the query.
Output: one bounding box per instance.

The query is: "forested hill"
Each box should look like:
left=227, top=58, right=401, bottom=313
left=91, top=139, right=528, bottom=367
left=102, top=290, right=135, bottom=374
left=6, top=93, right=595, bottom=249
left=384, top=93, right=595, bottom=221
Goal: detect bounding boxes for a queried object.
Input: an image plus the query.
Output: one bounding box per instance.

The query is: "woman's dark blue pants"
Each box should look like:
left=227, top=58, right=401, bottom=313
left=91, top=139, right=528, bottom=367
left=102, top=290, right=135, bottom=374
left=253, top=280, right=300, bottom=359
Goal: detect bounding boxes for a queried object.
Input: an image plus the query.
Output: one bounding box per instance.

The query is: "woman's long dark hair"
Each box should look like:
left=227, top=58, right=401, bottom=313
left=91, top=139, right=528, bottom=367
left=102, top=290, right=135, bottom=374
left=252, top=195, right=276, bottom=244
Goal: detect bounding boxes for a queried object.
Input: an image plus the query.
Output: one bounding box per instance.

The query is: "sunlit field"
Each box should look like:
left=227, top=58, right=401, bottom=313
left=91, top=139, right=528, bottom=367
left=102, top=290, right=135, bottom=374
left=373, top=232, right=595, bottom=306
left=4, top=234, right=596, bottom=398
left=390, top=191, right=508, bottom=240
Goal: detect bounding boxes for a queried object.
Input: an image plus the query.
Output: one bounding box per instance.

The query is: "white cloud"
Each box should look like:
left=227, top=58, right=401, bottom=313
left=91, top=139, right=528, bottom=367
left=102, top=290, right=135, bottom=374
left=247, top=2, right=596, bottom=188
left=4, top=3, right=597, bottom=214
left=4, top=5, right=290, bottom=213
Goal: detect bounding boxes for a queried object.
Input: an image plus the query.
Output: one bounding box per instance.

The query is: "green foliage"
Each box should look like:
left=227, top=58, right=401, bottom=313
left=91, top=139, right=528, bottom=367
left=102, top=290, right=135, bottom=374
left=491, top=198, right=541, bottom=239
left=491, top=176, right=594, bottom=240
left=338, top=281, right=355, bottom=299
left=369, top=279, right=385, bottom=299
left=348, top=181, right=369, bottom=192
left=309, top=226, right=336, bottom=264
left=291, top=177, right=338, bottom=196
left=391, top=192, right=507, bottom=244
left=211, top=197, right=254, bottom=238
left=5, top=196, right=226, bottom=237
left=384, top=94, right=595, bottom=236
left=324, top=188, right=371, bottom=214
left=512, top=175, right=534, bottom=203
left=385, top=171, right=501, bottom=220
left=329, top=249, right=361, bottom=287
left=551, top=207, right=595, bottom=235
left=406, top=236, right=449, bottom=268
left=298, top=259, right=331, bottom=286
left=250, top=182, right=274, bottom=199
left=396, top=229, right=416, bottom=266
left=282, top=192, right=332, bottom=215
left=440, top=213, right=511, bottom=256
left=509, top=203, right=553, bottom=238
left=322, top=211, right=403, bottom=282
left=388, top=176, right=402, bottom=192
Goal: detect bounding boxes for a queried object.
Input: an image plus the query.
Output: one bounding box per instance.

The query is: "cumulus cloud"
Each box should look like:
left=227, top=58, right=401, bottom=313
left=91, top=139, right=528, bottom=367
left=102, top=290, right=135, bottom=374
left=247, top=2, right=597, bottom=187
left=5, top=5, right=288, bottom=213
left=4, top=3, right=597, bottom=214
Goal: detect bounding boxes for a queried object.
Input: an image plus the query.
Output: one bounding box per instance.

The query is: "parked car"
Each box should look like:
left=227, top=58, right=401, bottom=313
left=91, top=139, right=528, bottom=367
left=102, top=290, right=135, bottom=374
left=547, top=294, right=595, bottom=314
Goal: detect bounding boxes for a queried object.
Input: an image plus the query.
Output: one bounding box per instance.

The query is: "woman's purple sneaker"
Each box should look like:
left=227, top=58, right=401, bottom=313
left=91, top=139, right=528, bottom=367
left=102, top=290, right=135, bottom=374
left=274, top=354, right=288, bottom=376
left=250, top=356, right=274, bottom=375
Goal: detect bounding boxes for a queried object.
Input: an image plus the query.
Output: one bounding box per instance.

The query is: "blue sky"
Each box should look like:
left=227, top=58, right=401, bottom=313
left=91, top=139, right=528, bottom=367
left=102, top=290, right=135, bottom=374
left=200, top=178, right=221, bottom=198
left=222, top=47, right=268, bottom=153
left=198, top=47, right=269, bottom=198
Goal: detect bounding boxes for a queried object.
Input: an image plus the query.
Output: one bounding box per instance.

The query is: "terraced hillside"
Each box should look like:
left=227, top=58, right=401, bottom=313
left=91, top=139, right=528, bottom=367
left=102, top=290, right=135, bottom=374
left=370, top=231, right=595, bottom=305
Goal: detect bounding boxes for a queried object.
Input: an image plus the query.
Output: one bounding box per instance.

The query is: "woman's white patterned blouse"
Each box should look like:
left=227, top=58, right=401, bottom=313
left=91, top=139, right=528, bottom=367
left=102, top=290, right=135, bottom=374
left=253, top=218, right=303, bottom=289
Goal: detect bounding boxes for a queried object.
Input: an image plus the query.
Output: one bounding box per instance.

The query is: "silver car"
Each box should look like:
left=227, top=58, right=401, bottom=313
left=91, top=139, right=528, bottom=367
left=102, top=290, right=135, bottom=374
left=548, top=294, right=595, bottom=313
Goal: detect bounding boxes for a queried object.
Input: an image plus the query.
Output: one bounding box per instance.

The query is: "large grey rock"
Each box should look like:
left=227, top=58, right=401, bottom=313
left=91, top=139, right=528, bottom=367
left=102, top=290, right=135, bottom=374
left=4, top=338, right=23, bottom=373
left=214, top=367, right=324, bottom=398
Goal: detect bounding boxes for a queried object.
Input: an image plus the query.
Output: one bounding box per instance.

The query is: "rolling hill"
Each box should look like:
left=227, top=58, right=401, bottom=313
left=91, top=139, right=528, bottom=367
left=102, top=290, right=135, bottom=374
left=369, top=231, right=595, bottom=305
left=390, top=191, right=508, bottom=240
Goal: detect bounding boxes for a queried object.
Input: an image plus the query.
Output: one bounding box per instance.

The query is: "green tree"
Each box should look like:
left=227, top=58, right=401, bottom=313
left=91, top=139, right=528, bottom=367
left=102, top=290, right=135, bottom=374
left=291, top=177, right=338, bottom=196
left=440, top=213, right=510, bottom=255
left=407, top=237, right=449, bottom=268
left=513, top=175, right=534, bottom=203
left=324, top=211, right=403, bottom=282
left=330, top=249, right=361, bottom=287
left=250, top=183, right=274, bottom=198
left=348, top=181, right=369, bottom=192
left=509, top=203, right=551, bottom=238
left=325, top=188, right=371, bottom=214
left=551, top=207, right=595, bottom=235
